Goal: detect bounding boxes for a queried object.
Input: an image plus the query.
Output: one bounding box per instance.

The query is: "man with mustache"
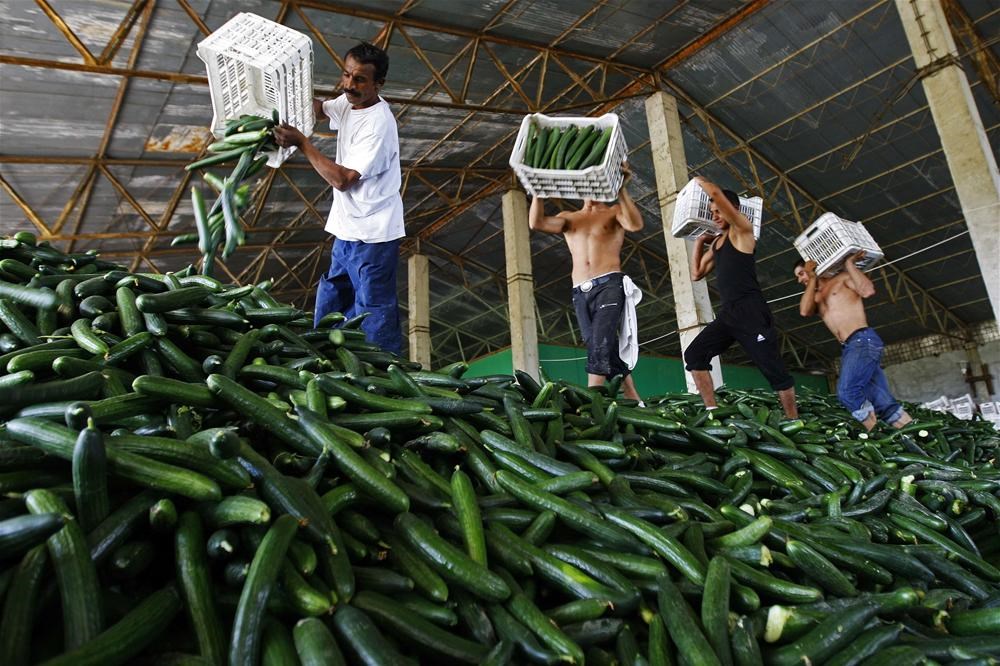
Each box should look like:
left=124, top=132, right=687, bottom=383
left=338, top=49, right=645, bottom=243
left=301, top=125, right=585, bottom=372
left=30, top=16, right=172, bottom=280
left=274, top=42, right=404, bottom=354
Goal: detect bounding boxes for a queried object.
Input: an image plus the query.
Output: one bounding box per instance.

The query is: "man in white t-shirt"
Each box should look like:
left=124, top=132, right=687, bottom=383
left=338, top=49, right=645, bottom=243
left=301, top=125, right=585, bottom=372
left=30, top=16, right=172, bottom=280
left=273, top=42, right=405, bottom=355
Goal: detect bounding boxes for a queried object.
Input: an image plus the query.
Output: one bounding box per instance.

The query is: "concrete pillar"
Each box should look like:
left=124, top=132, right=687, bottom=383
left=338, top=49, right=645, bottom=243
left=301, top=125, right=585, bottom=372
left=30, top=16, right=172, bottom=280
left=407, top=254, right=432, bottom=369
left=502, top=190, right=540, bottom=379
left=895, top=0, right=1000, bottom=320
left=645, top=91, right=723, bottom=392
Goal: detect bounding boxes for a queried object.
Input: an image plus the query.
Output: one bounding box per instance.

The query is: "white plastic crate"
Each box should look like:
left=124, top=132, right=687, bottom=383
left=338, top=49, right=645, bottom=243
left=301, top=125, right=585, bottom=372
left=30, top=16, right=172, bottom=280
left=794, top=212, right=883, bottom=278
left=980, top=401, right=999, bottom=418
left=197, top=13, right=315, bottom=168
left=509, top=113, right=627, bottom=202
left=922, top=396, right=951, bottom=413
left=670, top=178, right=763, bottom=240
left=949, top=393, right=976, bottom=420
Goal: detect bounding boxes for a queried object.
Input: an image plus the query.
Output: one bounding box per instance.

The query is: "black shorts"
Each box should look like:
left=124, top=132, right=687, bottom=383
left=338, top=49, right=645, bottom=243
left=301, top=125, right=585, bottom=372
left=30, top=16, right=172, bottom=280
left=683, top=296, right=794, bottom=391
left=572, top=273, right=630, bottom=379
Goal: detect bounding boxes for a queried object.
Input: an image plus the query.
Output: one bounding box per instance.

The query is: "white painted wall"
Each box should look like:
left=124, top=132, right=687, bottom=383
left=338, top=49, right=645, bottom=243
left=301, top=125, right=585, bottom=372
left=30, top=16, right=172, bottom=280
left=884, top=339, right=1000, bottom=404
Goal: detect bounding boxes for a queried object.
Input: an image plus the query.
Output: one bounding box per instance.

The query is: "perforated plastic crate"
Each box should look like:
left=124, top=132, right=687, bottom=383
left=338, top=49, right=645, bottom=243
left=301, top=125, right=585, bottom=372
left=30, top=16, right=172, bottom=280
left=794, top=212, right=883, bottom=278
left=509, top=113, right=627, bottom=202
left=670, top=179, right=762, bottom=240
left=980, top=401, right=999, bottom=418
left=922, top=396, right=951, bottom=413
left=197, top=12, right=315, bottom=168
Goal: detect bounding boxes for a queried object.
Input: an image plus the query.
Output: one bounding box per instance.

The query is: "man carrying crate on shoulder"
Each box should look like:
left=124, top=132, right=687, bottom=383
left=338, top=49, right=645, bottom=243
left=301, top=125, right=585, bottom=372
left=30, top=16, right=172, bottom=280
left=794, top=252, right=912, bottom=431
left=528, top=164, right=644, bottom=402
left=686, top=176, right=799, bottom=418
left=273, top=42, right=404, bottom=355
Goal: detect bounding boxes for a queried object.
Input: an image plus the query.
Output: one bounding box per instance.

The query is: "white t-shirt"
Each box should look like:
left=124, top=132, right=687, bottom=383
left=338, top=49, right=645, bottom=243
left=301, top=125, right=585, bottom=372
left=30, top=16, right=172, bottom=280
left=322, top=95, right=405, bottom=243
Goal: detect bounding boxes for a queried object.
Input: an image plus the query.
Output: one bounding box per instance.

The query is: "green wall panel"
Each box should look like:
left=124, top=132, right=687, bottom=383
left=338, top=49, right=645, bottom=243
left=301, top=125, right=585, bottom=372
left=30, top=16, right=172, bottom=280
left=465, top=344, right=829, bottom=395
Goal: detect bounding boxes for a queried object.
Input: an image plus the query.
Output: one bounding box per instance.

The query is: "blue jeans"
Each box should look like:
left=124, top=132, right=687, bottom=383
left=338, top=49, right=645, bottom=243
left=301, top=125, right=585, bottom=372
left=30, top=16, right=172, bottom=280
left=314, top=238, right=402, bottom=355
left=837, top=327, right=903, bottom=424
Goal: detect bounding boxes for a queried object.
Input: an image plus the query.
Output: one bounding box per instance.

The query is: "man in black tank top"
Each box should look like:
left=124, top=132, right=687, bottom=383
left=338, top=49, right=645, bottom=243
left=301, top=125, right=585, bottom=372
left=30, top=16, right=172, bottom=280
left=684, top=177, right=798, bottom=418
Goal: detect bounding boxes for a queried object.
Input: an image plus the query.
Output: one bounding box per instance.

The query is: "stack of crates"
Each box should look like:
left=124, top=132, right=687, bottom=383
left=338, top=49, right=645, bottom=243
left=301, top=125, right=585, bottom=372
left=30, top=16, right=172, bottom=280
left=794, top=212, right=883, bottom=277
left=670, top=179, right=763, bottom=240
left=509, top=113, right=627, bottom=202
left=197, top=12, right=314, bottom=168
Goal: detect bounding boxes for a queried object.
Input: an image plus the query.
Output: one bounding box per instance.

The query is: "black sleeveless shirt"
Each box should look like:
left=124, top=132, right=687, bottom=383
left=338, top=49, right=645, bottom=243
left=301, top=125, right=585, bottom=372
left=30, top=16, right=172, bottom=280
left=713, top=235, right=763, bottom=307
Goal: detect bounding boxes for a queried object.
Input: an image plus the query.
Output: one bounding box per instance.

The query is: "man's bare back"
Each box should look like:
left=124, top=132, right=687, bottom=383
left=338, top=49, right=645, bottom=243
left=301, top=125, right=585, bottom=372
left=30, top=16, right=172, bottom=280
left=815, top=272, right=869, bottom=343
left=560, top=202, right=626, bottom=284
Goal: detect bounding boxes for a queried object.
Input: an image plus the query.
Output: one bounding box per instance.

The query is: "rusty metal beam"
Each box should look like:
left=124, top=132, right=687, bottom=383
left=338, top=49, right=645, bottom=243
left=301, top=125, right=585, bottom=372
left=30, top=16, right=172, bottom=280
left=99, top=0, right=149, bottom=64
left=34, top=0, right=97, bottom=65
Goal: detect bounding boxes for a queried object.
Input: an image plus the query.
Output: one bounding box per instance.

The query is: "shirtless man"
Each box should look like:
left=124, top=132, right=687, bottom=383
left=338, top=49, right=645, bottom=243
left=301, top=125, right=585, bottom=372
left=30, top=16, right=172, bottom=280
left=686, top=177, right=798, bottom=418
left=795, top=252, right=912, bottom=431
left=528, top=166, right=643, bottom=400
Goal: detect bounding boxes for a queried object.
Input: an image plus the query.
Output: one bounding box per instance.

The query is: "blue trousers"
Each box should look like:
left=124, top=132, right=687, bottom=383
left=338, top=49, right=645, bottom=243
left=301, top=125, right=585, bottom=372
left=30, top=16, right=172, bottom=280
left=837, top=327, right=904, bottom=424
left=314, top=238, right=402, bottom=355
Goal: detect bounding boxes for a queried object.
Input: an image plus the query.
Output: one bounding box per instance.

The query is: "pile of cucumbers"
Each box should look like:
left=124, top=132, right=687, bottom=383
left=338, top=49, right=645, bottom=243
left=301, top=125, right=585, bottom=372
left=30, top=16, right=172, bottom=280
left=522, top=120, right=614, bottom=171
left=173, top=112, right=280, bottom=277
left=1, top=232, right=999, bottom=665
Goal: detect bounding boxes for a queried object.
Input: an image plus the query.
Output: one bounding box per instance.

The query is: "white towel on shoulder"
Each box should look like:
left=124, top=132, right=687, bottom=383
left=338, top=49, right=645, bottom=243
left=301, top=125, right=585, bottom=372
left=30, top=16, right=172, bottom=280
left=618, top=275, right=642, bottom=370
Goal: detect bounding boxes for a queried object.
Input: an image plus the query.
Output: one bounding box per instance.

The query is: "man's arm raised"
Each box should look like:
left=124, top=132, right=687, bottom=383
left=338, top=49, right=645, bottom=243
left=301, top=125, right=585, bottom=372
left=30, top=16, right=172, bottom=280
left=843, top=251, right=875, bottom=298
left=528, top=197, right=569, bottom=234
left=691, top=234, right=715, bottom=281
left=615, top=164, right=643, bottom=232
left=799, top=260, right=819, bottom=317
left=695, top=176, right=753, bottom=237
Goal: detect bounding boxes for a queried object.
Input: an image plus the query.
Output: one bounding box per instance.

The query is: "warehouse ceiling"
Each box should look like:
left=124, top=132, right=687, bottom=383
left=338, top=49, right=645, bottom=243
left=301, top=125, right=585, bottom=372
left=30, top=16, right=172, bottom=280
left=1, top=0, right=998, bottom=372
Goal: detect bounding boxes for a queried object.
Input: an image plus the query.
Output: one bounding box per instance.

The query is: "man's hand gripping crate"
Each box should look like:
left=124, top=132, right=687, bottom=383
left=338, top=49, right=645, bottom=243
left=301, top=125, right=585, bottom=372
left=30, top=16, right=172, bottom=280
left=794, top=212, right=883, bottom=278
left=670, top=179, right=763, bottom=240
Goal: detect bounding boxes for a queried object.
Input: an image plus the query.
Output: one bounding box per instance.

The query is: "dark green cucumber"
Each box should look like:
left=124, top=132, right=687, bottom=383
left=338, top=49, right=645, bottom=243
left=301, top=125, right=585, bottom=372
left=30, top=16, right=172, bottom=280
left=72, top=422, right=109, bottom=532
left=25, top=488, right=104, bottom=650
left=293, top=617, right=346, bottom=666
left=657, top=574, right=722, bottom=666
left=39, top=585, right=181, bottom=666
left=353, top=590, right=488, bottom=664
left=0, top=512, right=64, bottom=561
left=395, top=511, right=510, bottom=602
left=6, top=418, right=222, bottom=501
left=229, top=514, right=298, bottom=666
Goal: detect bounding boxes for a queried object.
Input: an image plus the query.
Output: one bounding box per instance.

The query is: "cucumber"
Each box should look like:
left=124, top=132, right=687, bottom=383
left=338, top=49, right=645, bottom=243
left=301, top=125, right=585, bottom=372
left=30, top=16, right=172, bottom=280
left=174, top=511, right=226, bottom=664
left=0, top=512, right=64, bottom=561
left=131, top=375, right=216, bottom=408
left=228, top=514, right=298, bottom=666
left=946, top=607, right=1000, bottom=636
left=6, top=418, right=222, bottom=501
left=39, top=585, right=181, bottom=666
left=353, top=590, right=488, bottom=664
left=109, top=432, right=250, bottom=490
left=657, top=574, right=722, bottom=666
left=296, top=407, right=408, bottom=513
left=72, top=422, right=109, bottom=532
left=135, top=286, right=209, bottom=313
left=702, top=557, right=734, bottom=666
left=395, top=511, right=510, bottom=602
left=293, top=617, right=346, bottom=666
left=785, top=539, right=858, bottom=597
left=0, top=544, right=47, bottom=666
left=768, top=601, right=879, bottom=666
left=496, top=470, right=638, bottom=551
left=25, top=489, right=104, bottom=650
left=824, top=623, right=903, bottom=666
left=332, top=605, right=413, bottom=666
left=601, top=506, right=706, bottom=585
left=207, top=374, right=320, bottom=456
